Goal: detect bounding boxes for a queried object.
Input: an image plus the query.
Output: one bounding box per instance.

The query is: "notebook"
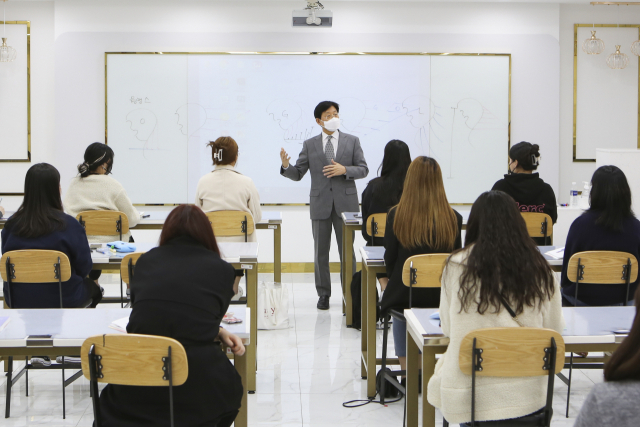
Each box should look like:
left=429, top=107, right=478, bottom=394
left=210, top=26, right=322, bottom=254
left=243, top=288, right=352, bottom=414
left=108, top=317, right=129, bottom=333
left=545, top=247, right=565, bottom=259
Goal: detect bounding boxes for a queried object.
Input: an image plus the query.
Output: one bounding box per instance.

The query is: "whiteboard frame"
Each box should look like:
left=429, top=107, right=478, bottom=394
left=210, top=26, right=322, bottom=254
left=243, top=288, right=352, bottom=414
left=0, top=21, right=31, bottom=163
left=573, top=24, right=640, bottom=163
left=104, top=51, right=511, bottom=205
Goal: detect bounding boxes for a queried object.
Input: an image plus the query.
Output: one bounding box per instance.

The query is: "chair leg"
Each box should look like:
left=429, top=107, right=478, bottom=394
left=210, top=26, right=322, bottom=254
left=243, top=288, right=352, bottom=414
left=5, top=356, right=13, bottom=418
left=379, top=314, right=390, bottom=404
left=25, top=356, right=29, bottom=397
left=566, top=352, right=574, bottom=418
left=62, top=356, right=66, bottom=419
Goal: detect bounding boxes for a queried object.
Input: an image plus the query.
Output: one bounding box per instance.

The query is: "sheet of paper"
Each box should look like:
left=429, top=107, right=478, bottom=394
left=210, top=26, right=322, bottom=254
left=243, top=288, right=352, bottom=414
left=0, top=316, right=10, bottom=332
left=108, top=317, right=129, bottom=333
left=545, top=247, right=565, bottom=259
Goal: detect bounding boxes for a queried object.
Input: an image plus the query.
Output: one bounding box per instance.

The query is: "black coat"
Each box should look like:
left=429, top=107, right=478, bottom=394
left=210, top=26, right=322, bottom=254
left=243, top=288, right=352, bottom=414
left=380, top=207, right=463, bottom=314
left=98, top=235, right=243, bottom=427
left=361, top=177, right=402, bottom=246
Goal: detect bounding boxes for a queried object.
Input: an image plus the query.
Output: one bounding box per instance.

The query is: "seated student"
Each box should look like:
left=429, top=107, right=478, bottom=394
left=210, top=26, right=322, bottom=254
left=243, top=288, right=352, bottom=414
left=561, top=165, right=640, bottom=306
left=574, top=286, right=640, bottom=427
left=491, top=141, right=557, bottom=244
left=428, top=190, right=564, bottom=425
left=381, top=156, right=462, bottom=371
left=361, top=139, right=411, bottom=291
left=98, top=204, right=245, bottom=427
left=64, top=142, right=141, bottom=243
left=1, top=163, right=102, bottom=309
left=195, top=136, right=261, bottom=293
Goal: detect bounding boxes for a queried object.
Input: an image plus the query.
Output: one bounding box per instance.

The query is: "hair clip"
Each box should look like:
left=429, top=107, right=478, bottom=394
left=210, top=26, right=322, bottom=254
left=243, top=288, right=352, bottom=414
left=531, top=154, right=539, bottom=166
left=213, top=149, right=223, bottom=161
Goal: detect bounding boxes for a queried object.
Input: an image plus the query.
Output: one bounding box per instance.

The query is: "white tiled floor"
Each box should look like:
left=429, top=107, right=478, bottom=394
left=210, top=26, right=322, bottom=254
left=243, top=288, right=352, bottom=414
left=1, top=273, right=597, bottom=426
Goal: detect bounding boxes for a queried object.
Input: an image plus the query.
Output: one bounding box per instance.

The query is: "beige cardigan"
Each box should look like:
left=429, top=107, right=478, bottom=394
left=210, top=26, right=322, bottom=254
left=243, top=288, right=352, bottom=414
left=195, top=165, right=262, bottom=243
left=63, top=175, right=140, bottom=243
left=427, top=247, right=565, bottom=424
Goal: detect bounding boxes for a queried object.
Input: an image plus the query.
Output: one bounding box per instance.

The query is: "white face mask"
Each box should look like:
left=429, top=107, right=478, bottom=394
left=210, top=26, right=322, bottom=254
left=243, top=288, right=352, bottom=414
left=322, top=117, right=341, bottom=132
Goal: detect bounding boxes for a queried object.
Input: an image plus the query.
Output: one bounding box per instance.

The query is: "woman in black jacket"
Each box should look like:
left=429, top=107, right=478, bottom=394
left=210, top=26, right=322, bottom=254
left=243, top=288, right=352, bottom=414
left=491, top=141, right=557, bottom=244
left=381, top=156, right=462, bottom=371
left=98, top=205, right=245, bottom=427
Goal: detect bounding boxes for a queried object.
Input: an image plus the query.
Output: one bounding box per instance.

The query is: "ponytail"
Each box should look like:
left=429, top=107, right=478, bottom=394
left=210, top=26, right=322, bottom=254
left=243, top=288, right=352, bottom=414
left=78, top=143, right=114, bottom=178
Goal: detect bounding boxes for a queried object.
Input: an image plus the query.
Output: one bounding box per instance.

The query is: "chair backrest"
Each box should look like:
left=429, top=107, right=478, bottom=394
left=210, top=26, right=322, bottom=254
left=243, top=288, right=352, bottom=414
left=206, top=210, right=255, bottom=241
left=365, top=213, right=388, bottom=241
left=0, top=250, right=71, bottom=309
left=0, top=250, right=71, bottom=283
left=521, top=212, right=553, bottom=244
left=459, top=327, right=564, bottom=377
left=401, top=254, right=449, bottom=289
left=120, top=252, right=144, bottom=285
left=81, top=334, right=188, bottom=386
left=76, top=210, right=130, bottom=239
left=567, top=251, right=638, bottom=284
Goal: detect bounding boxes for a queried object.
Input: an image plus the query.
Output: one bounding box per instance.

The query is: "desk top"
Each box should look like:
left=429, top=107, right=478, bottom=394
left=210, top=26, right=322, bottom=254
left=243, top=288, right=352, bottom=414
left=0, top=307, right=250, bottom=348
left=136, top=209, right=281, bottom=227
left=360, top=245, right=563, bottom=267
left=342, top=210, right=470, bottom=226
left=406, top=306, right=635, bottom=347
left=91, top=242, right=259, bottom=264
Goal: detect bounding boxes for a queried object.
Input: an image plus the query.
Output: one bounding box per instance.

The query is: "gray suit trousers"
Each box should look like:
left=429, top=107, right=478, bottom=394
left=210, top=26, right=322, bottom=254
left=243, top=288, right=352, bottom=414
left=312, top=204, right=356, bottom=297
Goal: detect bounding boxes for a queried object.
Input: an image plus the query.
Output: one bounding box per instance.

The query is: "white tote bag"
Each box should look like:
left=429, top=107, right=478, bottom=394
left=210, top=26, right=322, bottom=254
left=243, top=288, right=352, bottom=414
left=257, top=282, right=290, bottom=330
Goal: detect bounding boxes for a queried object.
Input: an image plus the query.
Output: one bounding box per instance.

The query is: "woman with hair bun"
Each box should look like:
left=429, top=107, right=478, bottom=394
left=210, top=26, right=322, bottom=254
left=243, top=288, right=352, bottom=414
left=64, top=142, right=140, bottom=243
left=195, top=136, right=261, bottom=295
left=491, top=141, right=557, bottom=244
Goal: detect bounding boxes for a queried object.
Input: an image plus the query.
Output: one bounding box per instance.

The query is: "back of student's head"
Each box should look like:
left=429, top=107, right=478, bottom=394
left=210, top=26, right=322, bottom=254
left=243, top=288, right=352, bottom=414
left=509, top=141, right=540, bottom=171
left=605, top=286, right=640, bottom=381
left=159, top=205, right=219, bottom=254
left=377, top=139, right=412, bottom=204
left=458, top=190, right=555, bottom=315
left=393, top=156, right=457, bottom=250
left=8, top=163, right=65, bottom=239
left=78, top=143, right=114, bottom=177
left=207, top=136, right=238, bottom=166
left=588, top=165, right=634, bottom=232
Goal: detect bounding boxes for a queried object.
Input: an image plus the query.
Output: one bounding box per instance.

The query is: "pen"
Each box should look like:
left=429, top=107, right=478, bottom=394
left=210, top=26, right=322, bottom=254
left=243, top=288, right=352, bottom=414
left=142, top=214, right=150, bottom=218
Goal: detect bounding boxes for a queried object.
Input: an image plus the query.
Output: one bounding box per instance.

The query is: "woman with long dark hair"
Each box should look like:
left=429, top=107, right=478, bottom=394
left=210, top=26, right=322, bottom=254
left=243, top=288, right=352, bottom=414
left=2, top=163, right=101, bottom=309
left=98, top=204, right=244, bottom=427
left=561, top=165, right=640, bottom=306
left=381, top=156, right=462, bottom=371
left=427, top=191, right=564, bottom=425
left=574, top=286, right=640, bottom=427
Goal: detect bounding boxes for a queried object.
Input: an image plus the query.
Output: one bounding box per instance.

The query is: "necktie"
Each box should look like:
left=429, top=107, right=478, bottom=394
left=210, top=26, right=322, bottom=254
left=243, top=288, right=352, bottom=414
left=325, top=135, right=335, bottom=162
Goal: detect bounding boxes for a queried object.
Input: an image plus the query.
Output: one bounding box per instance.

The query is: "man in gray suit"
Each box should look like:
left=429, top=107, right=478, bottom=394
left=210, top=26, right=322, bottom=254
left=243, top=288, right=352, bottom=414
left=280, top=101, right=369, bottom=309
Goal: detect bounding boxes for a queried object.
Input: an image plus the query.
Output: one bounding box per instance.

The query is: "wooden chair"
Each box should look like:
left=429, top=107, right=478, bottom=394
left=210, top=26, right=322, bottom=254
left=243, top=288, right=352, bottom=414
left=81, top=334, right=189, bottom=427
left=119, top=252, right=144, bottom=308
left=0, top=250, right=86, bottom=419
left=379, top=253, right=449, bottom=404
left=442, top=328, right=564, bottom=427
left=206, top=211, right=255, bottom=242
left=562, top=250, right=638, bottom=417
left=521, top=212, right=553, bottom=245
left=76, top=210, right=130, bottom=241
left=365, top=213, right=387, bottom=246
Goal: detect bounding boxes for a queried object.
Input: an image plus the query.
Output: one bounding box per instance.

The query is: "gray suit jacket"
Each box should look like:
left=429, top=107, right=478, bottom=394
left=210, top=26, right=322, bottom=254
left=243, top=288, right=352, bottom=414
left=281, top=132, right=369, bottom=220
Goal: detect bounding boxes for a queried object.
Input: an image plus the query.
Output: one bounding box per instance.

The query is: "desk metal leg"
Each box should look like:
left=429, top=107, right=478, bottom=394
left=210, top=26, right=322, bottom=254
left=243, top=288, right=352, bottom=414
left=360, top=264, right=368, bottom=379
left=366, top=265, right=377, bottom=398
left=341, top=223, right=347, bottom=315
left=344, top=226, right=354, bottom=326
left=246, top=265, right=258, bottom=392
left=234, top=350, right=248, bottom=427
left=406, top=334, right=420, bottom=427
left=274, top=225, right=282, bottom=283
left=422, top=347, right=438, bottom=427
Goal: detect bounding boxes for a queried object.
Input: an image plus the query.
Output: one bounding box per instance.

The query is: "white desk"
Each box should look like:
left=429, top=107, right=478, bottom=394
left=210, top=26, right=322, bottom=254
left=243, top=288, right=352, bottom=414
left=404, top=307, right=635, bottom=427
left=0, top=307, right=250, bottom=427
left=90, top=241, right=260, bottom=393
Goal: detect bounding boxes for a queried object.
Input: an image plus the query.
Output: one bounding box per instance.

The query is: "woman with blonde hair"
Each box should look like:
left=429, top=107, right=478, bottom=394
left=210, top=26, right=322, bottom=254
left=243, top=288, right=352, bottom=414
left=195, top=136, right=261, bottom=294
left=381, top=156, right=463, bottom=371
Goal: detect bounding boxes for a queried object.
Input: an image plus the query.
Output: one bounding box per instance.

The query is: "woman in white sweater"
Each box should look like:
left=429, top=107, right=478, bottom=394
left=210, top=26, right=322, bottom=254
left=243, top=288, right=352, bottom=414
left=427, top=190, right=565, bottom=425
left=195, top=136, right=261, bottom=293
left=64, top=142, right=140, bottom=243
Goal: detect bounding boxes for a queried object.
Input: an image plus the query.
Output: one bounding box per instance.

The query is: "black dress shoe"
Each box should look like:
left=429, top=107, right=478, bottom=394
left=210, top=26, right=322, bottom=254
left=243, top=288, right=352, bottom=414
left=317, top=295, right=330, bottom=310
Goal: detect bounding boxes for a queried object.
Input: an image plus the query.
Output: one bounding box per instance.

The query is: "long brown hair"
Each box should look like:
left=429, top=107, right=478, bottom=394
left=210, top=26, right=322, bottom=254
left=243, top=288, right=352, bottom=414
left=456, top=191, right=555, bottom=315
left=605, top=286, right=640, bottom=381
left=393, top=156, right=457, bottom=250
left=159, top=205, right=219, bottom=254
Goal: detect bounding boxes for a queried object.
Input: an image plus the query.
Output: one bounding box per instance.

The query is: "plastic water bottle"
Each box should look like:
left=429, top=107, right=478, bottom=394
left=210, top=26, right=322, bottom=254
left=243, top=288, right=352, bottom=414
left=570, top=182, right=578, bottom=207
left=579, top=181, right=591, bottom=209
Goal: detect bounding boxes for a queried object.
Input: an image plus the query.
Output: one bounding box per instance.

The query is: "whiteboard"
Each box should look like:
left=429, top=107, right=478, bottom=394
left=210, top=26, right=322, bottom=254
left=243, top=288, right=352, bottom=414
left=106, top=53, right=510, bottom=204
left=0, top=23, right=29, bottom=161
